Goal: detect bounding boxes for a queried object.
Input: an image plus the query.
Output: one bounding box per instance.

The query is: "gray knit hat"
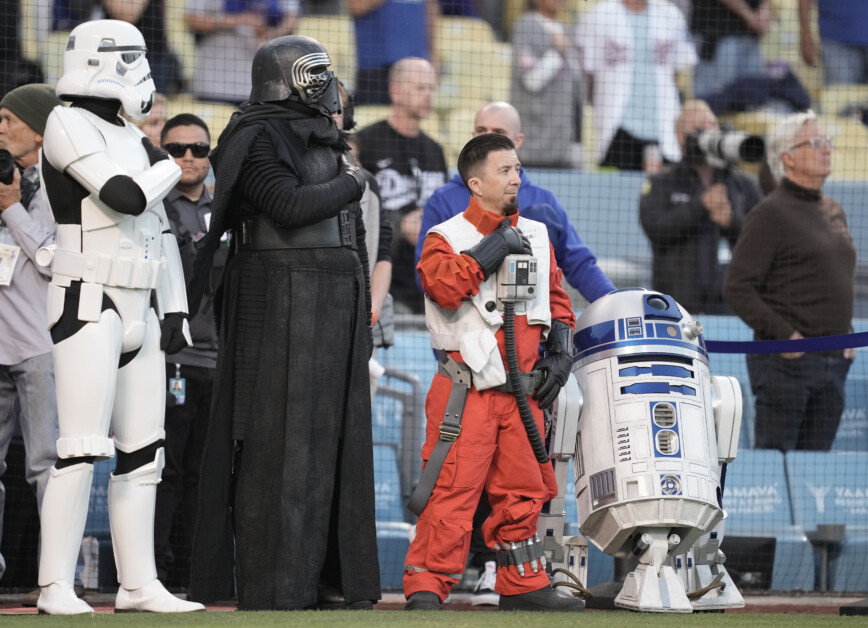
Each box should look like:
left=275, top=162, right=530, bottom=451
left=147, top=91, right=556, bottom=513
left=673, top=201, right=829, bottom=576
left=0, top=84, right=62, bottom=136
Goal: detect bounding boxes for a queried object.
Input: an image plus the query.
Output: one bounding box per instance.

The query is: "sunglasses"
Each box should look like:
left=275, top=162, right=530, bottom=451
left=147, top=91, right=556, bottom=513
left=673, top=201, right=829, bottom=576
left=163, top=142, right=210, bottom=158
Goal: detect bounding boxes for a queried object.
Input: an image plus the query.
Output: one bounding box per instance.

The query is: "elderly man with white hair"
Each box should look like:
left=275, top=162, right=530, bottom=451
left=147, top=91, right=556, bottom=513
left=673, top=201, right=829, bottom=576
left=724, top=111, right=856, bottom=453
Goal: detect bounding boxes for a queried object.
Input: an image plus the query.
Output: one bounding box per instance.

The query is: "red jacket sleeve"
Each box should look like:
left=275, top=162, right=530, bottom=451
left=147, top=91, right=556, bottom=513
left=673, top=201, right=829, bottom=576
left=417, top=232, right=485, bottom=309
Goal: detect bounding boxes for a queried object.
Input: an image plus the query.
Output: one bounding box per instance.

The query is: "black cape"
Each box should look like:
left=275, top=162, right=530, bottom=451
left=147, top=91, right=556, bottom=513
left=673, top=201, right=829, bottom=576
left=188, top=102, right=380, bottom=609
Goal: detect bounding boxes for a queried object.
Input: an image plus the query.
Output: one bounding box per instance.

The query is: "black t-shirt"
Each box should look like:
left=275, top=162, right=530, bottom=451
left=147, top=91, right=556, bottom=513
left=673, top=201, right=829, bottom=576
left=355, top=120, right=447, bottom=314
left=355, top=120, right=447, bottom=216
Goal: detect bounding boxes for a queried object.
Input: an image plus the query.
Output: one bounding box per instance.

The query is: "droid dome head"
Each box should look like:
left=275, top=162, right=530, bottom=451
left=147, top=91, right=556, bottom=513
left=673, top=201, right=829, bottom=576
left=56, top=20, right=156, bottom=120
left=249, top=35, right=340, bottom=117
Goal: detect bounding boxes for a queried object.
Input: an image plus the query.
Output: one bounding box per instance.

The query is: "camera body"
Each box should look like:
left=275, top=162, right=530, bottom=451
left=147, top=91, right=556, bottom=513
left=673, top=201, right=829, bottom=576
left=684, top=129, right=765, bottom=169
left=0, top=148, right=16, bottom=186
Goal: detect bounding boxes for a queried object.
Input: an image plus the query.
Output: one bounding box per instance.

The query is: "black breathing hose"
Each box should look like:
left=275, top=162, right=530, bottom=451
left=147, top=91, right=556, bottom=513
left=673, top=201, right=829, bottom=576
left=503, top=301, right=550, bottom=464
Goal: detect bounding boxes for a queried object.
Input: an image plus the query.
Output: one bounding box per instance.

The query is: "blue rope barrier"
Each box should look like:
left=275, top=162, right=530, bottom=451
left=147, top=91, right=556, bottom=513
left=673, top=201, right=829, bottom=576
left=705, top=331, right=868, bottom=354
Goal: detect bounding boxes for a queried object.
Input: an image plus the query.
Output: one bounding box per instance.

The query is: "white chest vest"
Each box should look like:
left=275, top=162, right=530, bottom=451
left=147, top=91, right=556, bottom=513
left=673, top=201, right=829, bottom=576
left=425, top=214, right=552, bottom=390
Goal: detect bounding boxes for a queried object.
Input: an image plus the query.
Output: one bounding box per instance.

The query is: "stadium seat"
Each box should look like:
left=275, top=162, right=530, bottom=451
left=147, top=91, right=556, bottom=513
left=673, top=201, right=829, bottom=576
left=373, top=445, right=413, bottom=589
left=758, top=0, right=822, bottom=103
left=832, top=374, right=868, bottom=452
left=373, top=444, right=404, bottom=523
left=20, top=0, right=39, bottom=63
left=785, top=451, right=868, bottom=591
left=40, top=31, right=70, bottom=87
left=819, top=85, right=868, bottom=117
left=376, top=521, right=412, bottom=590
left=442, top=107, right=477, bottom=166
left=724, top=449, right=815, bottom=590
left=433, top=17, right=504, bottom=114
left=165, top=0, right=197, bottom=86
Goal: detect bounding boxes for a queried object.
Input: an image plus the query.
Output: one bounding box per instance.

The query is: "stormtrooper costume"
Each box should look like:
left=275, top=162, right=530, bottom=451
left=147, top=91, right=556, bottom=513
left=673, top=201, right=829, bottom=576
left=35, top=19, right=203, bottom=614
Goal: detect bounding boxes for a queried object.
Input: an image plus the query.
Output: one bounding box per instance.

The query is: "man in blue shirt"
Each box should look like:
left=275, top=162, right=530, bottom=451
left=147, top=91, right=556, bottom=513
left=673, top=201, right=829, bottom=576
left=414, top=101, right=614, bottom=606
left=415, top=101, right=615, bottom=302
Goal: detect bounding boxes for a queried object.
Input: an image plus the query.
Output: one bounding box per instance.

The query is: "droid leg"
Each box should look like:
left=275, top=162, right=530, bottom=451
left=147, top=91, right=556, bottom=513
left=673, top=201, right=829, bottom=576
left=37, top=309, right=121, bottom=615
left=680, top=519, right=744, bottom=611
left=615, top=531, right=693, bottom=613
left=110, top=310, right=204, bottom=613
left=537, top=373, right=589, bottom=593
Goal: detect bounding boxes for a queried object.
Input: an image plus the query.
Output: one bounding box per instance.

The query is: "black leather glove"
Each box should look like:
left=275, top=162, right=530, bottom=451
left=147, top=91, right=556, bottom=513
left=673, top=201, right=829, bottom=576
left=340, top=153, right=366, bottom=202
left=462, top=222, right=532, bottom=280
left=160, top=312, right=190, bottom=354
left=533, top=319, right=573, bottom=410
left=142, top=137, right=171, bottom=165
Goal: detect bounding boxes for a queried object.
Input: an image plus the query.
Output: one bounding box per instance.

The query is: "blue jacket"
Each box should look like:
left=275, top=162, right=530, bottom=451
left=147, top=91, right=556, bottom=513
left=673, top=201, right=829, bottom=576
left=416, top=170, right=615, bottom=301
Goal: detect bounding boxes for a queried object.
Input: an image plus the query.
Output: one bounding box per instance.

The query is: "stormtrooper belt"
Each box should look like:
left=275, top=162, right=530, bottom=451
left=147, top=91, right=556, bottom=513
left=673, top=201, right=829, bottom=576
left=236, top=211, right=356, bottom=251
left=406, top=353, right=544, bottom=516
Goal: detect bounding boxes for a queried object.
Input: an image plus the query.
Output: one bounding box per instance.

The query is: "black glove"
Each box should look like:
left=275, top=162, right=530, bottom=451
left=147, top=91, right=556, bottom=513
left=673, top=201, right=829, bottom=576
left=462, top=222, right=532, bottom=280
left=142, top=137, right=171, bottom=166
left=160, top=312, right=190, bottom=354
left=532, top=319, right=573, bottom=410
left=340, top=153, right=366, bottom=202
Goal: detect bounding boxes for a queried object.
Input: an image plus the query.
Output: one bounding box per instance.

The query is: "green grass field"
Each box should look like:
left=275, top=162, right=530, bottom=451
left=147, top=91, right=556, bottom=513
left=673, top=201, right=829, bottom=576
left=0, top=611, right=861, bottom=627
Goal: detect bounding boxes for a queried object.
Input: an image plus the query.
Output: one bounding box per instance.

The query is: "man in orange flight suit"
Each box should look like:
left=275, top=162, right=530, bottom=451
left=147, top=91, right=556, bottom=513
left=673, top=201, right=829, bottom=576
left=403, top=133, right=584, bottom=612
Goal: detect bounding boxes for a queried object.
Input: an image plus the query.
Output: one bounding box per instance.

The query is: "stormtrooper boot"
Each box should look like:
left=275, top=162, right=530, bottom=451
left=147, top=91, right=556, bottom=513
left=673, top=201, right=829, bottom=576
left=37, top=463, right=96, bottom=615
left=109, top=450, right=204, bottom=613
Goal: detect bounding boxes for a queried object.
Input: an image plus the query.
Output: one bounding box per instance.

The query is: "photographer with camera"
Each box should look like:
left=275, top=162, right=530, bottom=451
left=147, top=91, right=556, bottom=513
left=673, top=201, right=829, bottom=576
left=639, top=100, right=762, bottom=314
left=0, top=84, right=62, bottom=578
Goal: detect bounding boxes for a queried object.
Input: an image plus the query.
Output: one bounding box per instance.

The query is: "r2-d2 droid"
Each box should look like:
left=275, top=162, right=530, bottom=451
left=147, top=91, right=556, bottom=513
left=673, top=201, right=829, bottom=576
left=570, top=288, right=744, bottom=612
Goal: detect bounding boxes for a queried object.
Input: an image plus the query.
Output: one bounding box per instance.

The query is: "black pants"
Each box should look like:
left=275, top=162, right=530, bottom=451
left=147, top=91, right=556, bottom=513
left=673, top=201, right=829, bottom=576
left=600, top=127, right=659, bottom=171
left=154, top=364, right=214, bottom=587
left=747, top=352, right=851, bottom=452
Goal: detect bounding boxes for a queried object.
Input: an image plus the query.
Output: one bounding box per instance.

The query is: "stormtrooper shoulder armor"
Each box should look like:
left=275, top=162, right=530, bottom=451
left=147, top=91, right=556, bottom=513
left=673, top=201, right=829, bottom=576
left=43, top=107, right=180, bottom=216
left=43, top=106, right=107, bottom=172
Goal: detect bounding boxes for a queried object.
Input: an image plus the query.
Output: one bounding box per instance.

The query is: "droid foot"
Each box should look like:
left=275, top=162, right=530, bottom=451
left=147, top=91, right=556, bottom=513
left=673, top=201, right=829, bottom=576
left=499, top=584, right=586, bottom=612
left=115, top=579, right=205, bottom=613
left=36, top=581, right=94, bottom=615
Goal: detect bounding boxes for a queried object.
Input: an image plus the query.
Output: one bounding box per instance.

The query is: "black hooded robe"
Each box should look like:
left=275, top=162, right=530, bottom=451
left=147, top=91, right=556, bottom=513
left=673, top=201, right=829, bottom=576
left=188, top=102, right=380, bottom=609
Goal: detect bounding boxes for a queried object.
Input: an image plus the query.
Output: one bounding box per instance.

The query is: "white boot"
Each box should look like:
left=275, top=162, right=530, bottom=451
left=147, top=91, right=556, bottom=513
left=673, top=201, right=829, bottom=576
left=115, top=579, right=205, bottom=613
left=36, top=463, right=95, bottom=615
left=109, top=449, right=204, bottom=613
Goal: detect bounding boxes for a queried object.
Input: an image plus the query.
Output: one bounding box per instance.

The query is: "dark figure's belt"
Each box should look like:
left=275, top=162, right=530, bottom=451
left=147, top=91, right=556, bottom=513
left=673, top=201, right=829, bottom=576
left=235, top=212, right=356, bottom=251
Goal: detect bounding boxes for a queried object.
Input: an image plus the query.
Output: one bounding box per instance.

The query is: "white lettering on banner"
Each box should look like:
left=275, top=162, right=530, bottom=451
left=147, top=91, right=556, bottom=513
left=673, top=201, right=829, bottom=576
left=375, top=482, right=395, bottom=509
left=727, top=484, right=782, bottom=514
left=808, top=484, right=829, bottom=514
left=838, top=408, right=867, bottom=440
left=834, top=487, right=868, bottom=515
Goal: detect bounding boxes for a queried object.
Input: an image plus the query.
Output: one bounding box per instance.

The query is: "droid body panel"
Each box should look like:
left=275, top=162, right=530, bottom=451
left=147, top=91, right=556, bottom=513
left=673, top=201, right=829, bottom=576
left=570, top=288, right=743, bottom=612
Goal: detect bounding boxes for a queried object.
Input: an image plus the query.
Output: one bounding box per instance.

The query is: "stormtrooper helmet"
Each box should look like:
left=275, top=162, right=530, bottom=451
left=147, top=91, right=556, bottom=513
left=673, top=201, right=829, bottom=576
left=250, top=35, right=341, bottom=117
left=56, top=19, right=156, bottom=120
